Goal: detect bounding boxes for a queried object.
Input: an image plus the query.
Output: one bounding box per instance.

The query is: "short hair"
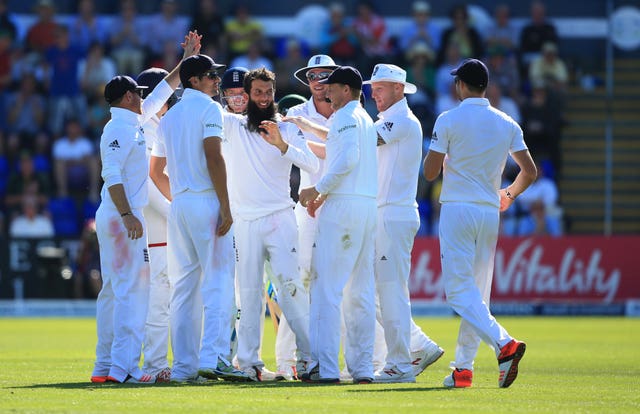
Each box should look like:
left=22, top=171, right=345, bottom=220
left=244, top=67, right=276, bottom=94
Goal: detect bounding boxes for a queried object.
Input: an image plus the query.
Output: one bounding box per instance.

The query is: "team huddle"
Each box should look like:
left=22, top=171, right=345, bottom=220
left=90, top=31, right=535, bottom=387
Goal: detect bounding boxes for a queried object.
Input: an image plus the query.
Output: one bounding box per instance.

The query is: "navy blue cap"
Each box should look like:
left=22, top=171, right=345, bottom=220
left=104, top=75, right=147, bottom=104
left=450, top=58, right=489, bottom=89
left=319, top=66, right=362, bottom=90
left=179, top=54, right=226, bottom=87
left=220, top=66, right=249, bottom=90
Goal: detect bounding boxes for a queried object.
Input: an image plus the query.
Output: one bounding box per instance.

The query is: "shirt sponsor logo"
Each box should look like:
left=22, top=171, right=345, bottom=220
left=206, top=123, right=223, bottom=129
left=337, top=124, right=356, bottom=133
left=108, top=139, right=120, bottom=149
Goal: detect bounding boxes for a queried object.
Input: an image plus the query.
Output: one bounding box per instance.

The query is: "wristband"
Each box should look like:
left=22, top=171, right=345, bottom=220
left=121, top=211, right=133, bottom=217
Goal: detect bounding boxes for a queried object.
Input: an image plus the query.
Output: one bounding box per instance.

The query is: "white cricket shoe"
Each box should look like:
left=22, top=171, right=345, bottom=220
left=411, top=343, right=445, bottom=377
left=374, top=366, right=416, bottom=383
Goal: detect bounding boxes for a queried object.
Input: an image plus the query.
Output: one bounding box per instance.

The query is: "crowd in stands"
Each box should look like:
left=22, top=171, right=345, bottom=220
left=0, top=0, right=569, bottom=251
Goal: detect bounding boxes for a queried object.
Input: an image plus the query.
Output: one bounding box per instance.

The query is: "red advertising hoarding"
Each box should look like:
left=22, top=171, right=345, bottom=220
left=410, top=236, right=640, bottom=304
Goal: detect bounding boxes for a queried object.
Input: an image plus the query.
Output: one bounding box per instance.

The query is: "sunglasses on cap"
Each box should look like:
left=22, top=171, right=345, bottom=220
left=306, top=71, right=332, bottom=82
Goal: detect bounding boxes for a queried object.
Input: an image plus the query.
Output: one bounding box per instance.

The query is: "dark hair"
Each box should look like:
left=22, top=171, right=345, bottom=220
left=243, top=67, right=276, bottom=94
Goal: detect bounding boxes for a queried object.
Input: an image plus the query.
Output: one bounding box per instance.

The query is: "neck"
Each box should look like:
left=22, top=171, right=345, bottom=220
left=313, top=96, right=333, bottom=118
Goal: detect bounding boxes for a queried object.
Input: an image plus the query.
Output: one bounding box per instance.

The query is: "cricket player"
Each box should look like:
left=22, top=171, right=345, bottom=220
left=273, top=55, right=339, bottom=380
left=363, top=63, right=444, bottom=383
left=423, top=58, right=536, bottom=388
left=220, top=66, right=249, bottom=114
left=136, top=67, right=177, bottom=379
left=294, top=66, right=378, bottom=384
left=91, top=31, right=201, bottom=385
left=223, top=67, right=319, bottom=381
left=155, top=54, right=248, bottom=383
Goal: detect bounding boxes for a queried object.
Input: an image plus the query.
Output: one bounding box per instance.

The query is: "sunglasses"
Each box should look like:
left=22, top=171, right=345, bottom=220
left=202, top=71, right=221, bottom=79
left=130, top=88, right=144, bottom=97
left=306, top=71, right=332, bottom=82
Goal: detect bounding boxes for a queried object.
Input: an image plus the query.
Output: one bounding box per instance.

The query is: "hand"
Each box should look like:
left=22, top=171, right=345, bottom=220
left=181, top=30, right=202, bottom=59
left=217, top=205, right=233, bottom=236
left=306, top=194, right=326, bottom=218
left=259, top=120, right=287, bottom=153
left=283, top=115, right=308, bottom=131
left=499, top=188, right=515, bottom=212
left=123, top=214, right=143, bottom=240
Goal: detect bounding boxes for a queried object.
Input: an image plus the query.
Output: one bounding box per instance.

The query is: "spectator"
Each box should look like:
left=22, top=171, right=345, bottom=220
left=485, top=4, right=519, bottom=54
left=86, top=86, right=111, bottom=140
left=78, top=41, right=116, bottom=99
left=320, top=3, right=359, bottom=67
left=25, top=0, right=58, bottom=54
left=0, top=29, right=11, bottom=95
left=352, top=1, right=390, bottom=72
left=520, top=81, right=563, bottom=176
left=6, top=73, right=47, bottom=140
left=400, top=1, right=441, bottom=53
left=69, top=0, right=109, bottom=54
left=230, top=42, right=273, bottom=71
left=109, top=0, right=145, bottom=76
left=405, top=41, right=437, bottom=98
left=43, top=24, right=87, bottom=137
left=486, top=83, right=521, bottom=124
left=52, top=118, right=99, bottom=202
left=190, top=0, right=226, bottom=58
left=485, top=45, right=521, bottom=104
left=528, top=42, right=569, bottom=92
left=225, top=3, right=264, bottom=60
left=32, top=131, right=52, bottom=175
left=5, top=151, right=51, bottom=218
left=435, top=79, right=459, bottom=115
left=147, top=39, right=182, bottom=71
left=144, top=0, right=189, bottom=61
left=9, top=194, right=54, bottom=238
left=436, top=4, right=484, bottom=66
left=74, top=218, right=102, bottom=298
left=517, top=160, right=562, bottom=236
left=274, top=39, right=308, bottom=97
left=434, top=43, right=462, bottom=98
left=519, top=1, right=558, bottom=71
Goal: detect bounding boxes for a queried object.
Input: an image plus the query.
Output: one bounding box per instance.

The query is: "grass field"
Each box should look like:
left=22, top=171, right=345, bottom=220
left=0, top=316, right=639, bottom=413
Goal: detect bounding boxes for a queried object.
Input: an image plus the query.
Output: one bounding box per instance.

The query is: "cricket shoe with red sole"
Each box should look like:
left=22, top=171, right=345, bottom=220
left=443, top=368, right=473, bottom=388
left=498, top=339, right=526, bottom=388
left=90, top=375, right=108, bottom=383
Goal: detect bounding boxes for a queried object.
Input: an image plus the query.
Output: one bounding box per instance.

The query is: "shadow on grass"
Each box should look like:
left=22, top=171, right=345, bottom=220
left=7, top=381, right=450, bottom=391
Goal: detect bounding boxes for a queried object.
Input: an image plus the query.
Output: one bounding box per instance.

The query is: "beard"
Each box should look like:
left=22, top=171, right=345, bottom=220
left=246, top=99, right=278, bottom=133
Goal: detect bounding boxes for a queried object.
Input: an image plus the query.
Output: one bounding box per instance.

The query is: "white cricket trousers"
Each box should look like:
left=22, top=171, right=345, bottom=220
left=273, top=202, right=319, bottom=372
left=310, top=196, right=376, bottom=380
left=439, top=202, right=512, bottom=370
left=93, top=205, right=150, bottom=382
left=142, top=182, right=171, bottom=375
left=374, top=205, right=419, bottom=373
left=234, top=208, right=310, bottom=371
left=168, top=191, right=235, bottom=381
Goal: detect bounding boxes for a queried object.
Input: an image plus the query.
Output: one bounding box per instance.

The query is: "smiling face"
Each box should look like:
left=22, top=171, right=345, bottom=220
left=306, top=68, right=332, bottom=102
left=370, top=81, right=403, bottom=112
left=249, top=78, right=274, bottom=109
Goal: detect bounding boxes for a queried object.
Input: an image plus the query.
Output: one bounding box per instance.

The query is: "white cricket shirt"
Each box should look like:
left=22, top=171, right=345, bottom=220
left=375, top=97, right=421, bottom=208
left=223, top=112, right=319, bottom=220
left=285, top=99, right=333, bottom=190
left=98, top=78, right=174, bottom=210
left=316, top=100, right=377, bottom=198
left=429, top=97, right=527, bottom=208
left=157, top=88, right=225, bottom=198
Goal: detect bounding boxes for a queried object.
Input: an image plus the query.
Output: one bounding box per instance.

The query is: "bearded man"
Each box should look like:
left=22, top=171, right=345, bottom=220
left=222, top=67, right=319, bottom=381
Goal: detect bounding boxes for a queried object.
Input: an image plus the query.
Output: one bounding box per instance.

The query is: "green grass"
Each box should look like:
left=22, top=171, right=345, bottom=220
left=0, top=317, right=639, bottom=413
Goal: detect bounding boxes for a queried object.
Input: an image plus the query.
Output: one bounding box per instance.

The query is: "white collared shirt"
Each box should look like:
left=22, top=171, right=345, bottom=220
left=375, top=97, right=421, bottom=208
left=316, top=100, right=377, bottom=199
left=156, top=88, right=225, bottom=197
left=429, top=97, right=527, bottom=208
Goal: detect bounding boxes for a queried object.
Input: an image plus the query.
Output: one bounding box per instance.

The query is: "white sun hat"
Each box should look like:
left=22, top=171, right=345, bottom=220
left=363, top=63, right=418, bottom=94
left=294, top=54, right=340, bottom=86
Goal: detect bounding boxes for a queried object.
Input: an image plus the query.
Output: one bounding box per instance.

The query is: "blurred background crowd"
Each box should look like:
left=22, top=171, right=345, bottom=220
left=0, top=0, right=577, bottom=246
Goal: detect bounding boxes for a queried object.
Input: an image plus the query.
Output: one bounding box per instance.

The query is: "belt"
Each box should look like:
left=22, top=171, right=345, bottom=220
left=148, top=242, right=167, bottom=248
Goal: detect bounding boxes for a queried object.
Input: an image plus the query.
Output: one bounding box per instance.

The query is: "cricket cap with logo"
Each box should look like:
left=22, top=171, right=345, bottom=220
left=104, top=75, right=147, bottom=104
left=294, top=54, right=340, bottom=86
left=179, top=54, right=226, bottom=87
left=450, top=58, right=489, bottom=89
left=363, top=63, right=417, bottom=94
left=221, top=66, right=249, bottom=90
left=318, top=66, right=363, bottom=90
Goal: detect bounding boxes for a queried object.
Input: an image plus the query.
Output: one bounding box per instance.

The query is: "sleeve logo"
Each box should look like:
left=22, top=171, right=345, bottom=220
left=382, top=121, right=394, bottom=132
left=108, top=139, right=120, bottom=149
